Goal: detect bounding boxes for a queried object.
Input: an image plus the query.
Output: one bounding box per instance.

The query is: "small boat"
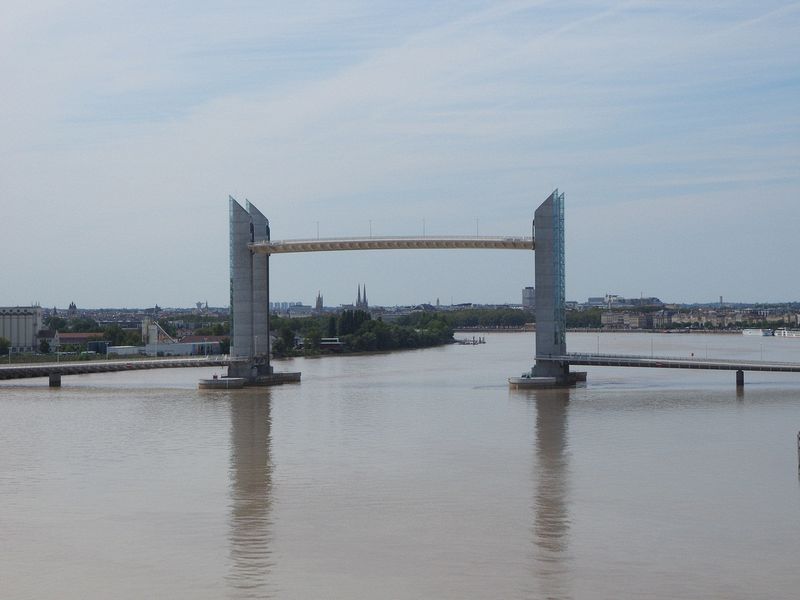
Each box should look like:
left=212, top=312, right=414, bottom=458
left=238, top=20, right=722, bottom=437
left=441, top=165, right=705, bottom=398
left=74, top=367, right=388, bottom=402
left=742, top=328, right=773, bottom=336
left=198, top=375, right=246, bottom=389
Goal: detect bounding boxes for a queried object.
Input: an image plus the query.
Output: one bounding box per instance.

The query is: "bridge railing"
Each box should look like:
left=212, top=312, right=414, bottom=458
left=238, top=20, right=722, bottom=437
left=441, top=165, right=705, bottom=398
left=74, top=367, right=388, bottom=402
left=561, top=352, right=800, bottom=366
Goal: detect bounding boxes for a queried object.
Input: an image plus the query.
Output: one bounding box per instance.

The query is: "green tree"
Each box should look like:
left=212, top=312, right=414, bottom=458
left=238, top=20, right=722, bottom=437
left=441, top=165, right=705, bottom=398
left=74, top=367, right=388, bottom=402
left=303, top=326, right=322, bottom=355
left=39, top=339, right=51, bottom=354
left=326, top=315, right=337, bottom=338
left=280, top=327, right=295, bottom=348
left=157, top=319, right=178, bottom=338
left=272, top=326, right=297, bottom=358
left=272, top=337, right=287, bottom=356
left=69, top=317, right=99, bottom=332
left=194, top=321, right=229, bottom=336
left=0, top=337, right=10, bottom=355
left=45, top=315, right=68, bottom=331
left=103, top=324, right=127, bottom=346
left=567, top=308, right=602, bottom=328
left=124, top=330, right=143, bottom=346
left=338, top=311, right=354, bottom=336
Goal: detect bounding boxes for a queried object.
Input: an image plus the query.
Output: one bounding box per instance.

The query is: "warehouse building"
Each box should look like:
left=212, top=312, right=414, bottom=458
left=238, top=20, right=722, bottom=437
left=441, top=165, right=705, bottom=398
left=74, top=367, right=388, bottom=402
left=0, top=306, right=43, bottom=352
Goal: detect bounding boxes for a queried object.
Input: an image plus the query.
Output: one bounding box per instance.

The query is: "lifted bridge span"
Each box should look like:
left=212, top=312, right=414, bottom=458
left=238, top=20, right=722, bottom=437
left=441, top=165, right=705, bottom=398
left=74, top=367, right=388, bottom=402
left=251, top=235, right=534, bottom=254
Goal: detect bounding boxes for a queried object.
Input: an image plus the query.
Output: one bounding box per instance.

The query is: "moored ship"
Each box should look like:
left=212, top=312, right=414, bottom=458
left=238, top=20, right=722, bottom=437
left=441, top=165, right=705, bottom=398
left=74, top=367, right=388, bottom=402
left=742, top=328, right=774, bottom=336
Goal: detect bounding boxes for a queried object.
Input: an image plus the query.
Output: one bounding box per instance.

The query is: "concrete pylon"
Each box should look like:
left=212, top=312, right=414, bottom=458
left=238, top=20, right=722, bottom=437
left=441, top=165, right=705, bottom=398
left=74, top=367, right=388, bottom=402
left=247, top=200, right=272, bottom=376
left=532, top=189, right=571, bottom=381
left=227, top=196, right=300, bottom=385
left=230, top=197, right=254, bottom=363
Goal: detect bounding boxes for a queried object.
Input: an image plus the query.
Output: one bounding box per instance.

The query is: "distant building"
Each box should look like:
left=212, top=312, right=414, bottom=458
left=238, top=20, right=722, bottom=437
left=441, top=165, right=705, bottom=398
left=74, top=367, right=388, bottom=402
left=0, top=306, right=43, bottom=352
left=600, top=312, right=625, bottom=327
left=600, top=310, right=672, bottom=329
left=54, top=331, right=103, bottom=349
left=270, top=301, right=303, bottom=313
left=522, top=286, right=535, bottom=309
left=287, top=304, right=313, bottom=317
left=652, top=311, right=673, bottom=328
left=604, top=294, right=663, bottom=308
left=145, top=340, right=221, bottom=357
left=622, top=313, right=650, bottom=329
left=356, top=284, right=369, bottom=310
left=107, top=345, right=143, bottom=357
left=315, top=291, right=323, bottom=312
left=586, top=297, right=606, bottom=307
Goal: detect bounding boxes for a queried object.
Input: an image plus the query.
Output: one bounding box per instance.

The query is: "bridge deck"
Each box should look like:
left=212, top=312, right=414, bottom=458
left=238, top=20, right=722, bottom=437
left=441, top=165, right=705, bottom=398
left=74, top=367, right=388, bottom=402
left=0, top=356, right=239, bottom=381
left=250, top=235, right=534, bottom=254
left=543, top=353, right=800, bottom=373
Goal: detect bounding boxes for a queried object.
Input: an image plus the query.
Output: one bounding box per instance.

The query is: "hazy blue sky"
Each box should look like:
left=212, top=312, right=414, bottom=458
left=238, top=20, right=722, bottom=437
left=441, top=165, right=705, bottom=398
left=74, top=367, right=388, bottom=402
left=2, top=1, right=798, bottom=308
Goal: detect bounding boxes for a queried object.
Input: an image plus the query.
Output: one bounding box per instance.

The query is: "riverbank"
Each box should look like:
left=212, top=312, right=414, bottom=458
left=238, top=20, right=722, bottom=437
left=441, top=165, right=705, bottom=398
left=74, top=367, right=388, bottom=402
left=454, top=327, right=745, bottom=334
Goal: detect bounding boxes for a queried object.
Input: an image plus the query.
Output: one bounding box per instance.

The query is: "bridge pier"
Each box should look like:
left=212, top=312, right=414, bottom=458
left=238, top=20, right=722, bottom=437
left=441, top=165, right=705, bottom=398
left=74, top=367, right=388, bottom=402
left=531, top=189, right=566, bottom=379
left=248, top=201, right=273, bottom=377
left=736, top=369, right=744, bottom=387
left=521, top=190, right=585, bottom=387
left=227, top=196, right=300, bottom=386
left=48, top=373, right=61, bottom=387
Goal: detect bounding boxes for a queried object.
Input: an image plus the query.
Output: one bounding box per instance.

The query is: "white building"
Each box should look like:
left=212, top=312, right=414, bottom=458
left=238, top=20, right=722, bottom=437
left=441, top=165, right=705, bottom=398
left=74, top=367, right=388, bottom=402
left=0, top=306, right=43, bottom=352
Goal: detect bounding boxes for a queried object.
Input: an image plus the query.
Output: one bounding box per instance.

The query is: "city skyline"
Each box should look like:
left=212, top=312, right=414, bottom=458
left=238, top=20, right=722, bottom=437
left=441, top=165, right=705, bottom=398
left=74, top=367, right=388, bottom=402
left=3, top=1, right=798, bottom=307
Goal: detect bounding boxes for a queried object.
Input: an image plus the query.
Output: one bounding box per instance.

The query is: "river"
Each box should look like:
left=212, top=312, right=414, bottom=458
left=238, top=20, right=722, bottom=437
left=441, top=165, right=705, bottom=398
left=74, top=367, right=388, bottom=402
left=2, top=332, right=799, bottom=599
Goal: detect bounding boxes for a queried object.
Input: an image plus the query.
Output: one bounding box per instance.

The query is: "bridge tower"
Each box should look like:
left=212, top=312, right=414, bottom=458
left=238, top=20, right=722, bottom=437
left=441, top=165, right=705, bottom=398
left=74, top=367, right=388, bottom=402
left=247, top=201, right=272, bottom=376
left=229, top=197, right=255, bottom=378
left=530, top=189, right=583, bottom=385
left=228, top=196, right=298, bottom=383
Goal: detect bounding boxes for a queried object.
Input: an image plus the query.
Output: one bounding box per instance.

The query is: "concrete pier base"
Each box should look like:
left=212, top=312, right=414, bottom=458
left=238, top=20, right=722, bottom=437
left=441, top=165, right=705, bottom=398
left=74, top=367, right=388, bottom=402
left=250, top=371, right=301, bottom=386
left=509, top=370, right=586, bottom=389
left=225, top=360, right=300, bottom=386
left=48, top=373, right=61, bottom=387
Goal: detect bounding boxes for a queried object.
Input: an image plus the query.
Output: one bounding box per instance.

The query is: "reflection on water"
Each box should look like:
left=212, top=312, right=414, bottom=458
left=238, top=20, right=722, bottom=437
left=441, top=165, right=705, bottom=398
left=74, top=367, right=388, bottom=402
left=227, top=391, right=274, bottom=598
left=531, top=389, right=572, bottom=600
left=3, top=333, right=800, bottom=598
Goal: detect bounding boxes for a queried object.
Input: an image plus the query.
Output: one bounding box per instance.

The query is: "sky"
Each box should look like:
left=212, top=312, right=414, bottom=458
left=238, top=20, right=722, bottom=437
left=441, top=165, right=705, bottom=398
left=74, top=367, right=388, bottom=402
left=2, top=1, right=798, bottom=309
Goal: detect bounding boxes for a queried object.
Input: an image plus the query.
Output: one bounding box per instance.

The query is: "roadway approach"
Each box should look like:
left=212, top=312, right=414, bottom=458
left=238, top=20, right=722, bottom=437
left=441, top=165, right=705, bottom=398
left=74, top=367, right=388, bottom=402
left=533, top=353, right=800, bottom=387
left=0, top=356, right=236, bottom=387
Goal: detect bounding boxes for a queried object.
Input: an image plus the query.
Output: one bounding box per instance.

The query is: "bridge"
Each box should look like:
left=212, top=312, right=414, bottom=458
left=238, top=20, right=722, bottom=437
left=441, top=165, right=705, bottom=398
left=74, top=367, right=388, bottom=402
left=0, top=356, right=236, bottom=387
left=239, top=193, right=588, bottom=387
left=227, top=196, right=550, bottom=383
left=8, top=188, right=797, bottom=388
left=252, top=236, right=534, bottom=254
left=540, top=353, right=800, bottom=386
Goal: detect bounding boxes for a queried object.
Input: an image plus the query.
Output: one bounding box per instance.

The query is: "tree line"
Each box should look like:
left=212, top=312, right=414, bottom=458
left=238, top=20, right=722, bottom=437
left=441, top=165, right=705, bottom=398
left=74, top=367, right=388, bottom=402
left=397, top=308, right=534, bottom=329
left=271, top=310, right=454, bottom=357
